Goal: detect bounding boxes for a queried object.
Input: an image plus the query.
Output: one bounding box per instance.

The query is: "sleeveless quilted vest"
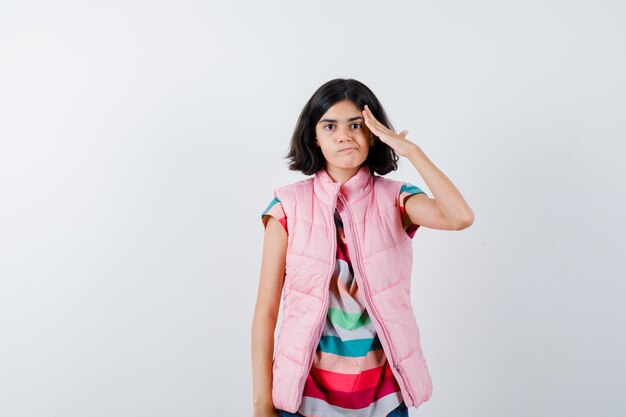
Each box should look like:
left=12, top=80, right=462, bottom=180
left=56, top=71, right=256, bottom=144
left=270, top=165, right=433, bottom=413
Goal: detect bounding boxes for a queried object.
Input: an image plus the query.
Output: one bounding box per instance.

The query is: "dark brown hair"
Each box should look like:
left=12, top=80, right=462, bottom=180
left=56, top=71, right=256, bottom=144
left=285, top=78, right=399, bottom=176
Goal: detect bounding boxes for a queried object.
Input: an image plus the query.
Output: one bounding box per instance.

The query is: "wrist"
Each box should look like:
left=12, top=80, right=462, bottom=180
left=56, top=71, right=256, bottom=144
left=407, top=143, right=424, bottom=159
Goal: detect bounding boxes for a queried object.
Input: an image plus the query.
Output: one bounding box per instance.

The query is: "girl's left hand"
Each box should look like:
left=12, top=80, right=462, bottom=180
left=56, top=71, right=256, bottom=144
left=362, top=104, right=419, bottom=158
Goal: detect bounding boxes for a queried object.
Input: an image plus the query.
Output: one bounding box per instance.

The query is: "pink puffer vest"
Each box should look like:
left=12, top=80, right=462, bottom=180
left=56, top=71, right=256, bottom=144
left=270, top=165, right=433, bottom=413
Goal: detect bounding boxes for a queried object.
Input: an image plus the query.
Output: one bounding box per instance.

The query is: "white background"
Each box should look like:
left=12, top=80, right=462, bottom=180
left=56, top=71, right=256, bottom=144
left=1, top=1, right=625, bottom=416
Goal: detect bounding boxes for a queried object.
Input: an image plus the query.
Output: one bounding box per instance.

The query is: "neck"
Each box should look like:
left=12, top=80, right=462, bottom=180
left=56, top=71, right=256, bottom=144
left=324, top=165, right=362, bottom=185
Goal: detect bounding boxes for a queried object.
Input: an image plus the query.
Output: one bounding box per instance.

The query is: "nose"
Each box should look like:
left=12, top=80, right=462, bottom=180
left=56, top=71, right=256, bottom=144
left=336, top=125, right=353, bottom=142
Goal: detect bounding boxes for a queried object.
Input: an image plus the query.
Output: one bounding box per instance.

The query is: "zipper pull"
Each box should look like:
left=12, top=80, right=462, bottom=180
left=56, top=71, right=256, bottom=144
left=394, top=363, right=415, bottom=405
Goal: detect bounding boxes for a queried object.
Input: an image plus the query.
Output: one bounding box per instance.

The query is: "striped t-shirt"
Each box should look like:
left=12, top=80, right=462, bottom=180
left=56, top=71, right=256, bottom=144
left=261, top=182, right=426, bottom=417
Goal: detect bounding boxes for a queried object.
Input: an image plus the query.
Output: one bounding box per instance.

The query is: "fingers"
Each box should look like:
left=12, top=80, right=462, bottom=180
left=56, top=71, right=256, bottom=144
left=362, top=104, right=388, bottom=135
left=363, top=105, right=408, bottom=139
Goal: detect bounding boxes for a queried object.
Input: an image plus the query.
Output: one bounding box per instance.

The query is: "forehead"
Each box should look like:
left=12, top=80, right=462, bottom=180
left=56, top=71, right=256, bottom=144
left=318, top=100, right=361, bottom=122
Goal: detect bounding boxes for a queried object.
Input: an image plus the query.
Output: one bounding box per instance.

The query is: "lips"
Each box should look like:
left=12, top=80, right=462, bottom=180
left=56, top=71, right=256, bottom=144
left=339, top=147, right=356, bottom=152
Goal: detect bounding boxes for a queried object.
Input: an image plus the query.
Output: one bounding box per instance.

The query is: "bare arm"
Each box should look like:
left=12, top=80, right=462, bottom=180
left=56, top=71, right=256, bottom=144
left=403, top=145, right=475, bottom=231
left=360, top=104, right=474, bottom=231
left=251, top=216, right=287, bottom=416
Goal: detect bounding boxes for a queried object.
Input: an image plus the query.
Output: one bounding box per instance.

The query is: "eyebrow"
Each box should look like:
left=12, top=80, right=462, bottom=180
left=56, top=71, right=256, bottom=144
left=318, top=116, right=363, bottom=124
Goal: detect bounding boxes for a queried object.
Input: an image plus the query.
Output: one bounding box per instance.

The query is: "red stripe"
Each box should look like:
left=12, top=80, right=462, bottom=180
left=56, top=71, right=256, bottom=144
left=279, top=217, right=288, bottom=233
left=309, top=364, right=391, bottom=392
left=336, top=229, right=351, bottom=262
left=302, top=368, right=401, bottom=409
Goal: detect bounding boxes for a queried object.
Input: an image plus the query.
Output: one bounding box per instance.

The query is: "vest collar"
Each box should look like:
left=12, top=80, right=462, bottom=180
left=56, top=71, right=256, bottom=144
left=313, top=165, right=374, bottom=205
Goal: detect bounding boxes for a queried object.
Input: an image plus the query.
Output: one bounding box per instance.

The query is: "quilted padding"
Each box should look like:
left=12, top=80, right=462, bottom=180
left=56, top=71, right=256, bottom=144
left=268, top=165, right=433, bottom=413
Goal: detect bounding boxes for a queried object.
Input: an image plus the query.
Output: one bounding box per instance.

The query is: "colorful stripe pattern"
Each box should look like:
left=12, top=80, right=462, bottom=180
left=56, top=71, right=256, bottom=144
left=399, top=183, right=426, bottom=239
left=261, top=196, right=288, bottom=233
left=261, top=182, right=426, bottom=417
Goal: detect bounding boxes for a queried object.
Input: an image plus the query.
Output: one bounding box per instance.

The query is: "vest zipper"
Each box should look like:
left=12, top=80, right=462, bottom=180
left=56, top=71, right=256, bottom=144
left=294, top=187, right=340, bottom=409
left=336, top=194, right=417, bottom=406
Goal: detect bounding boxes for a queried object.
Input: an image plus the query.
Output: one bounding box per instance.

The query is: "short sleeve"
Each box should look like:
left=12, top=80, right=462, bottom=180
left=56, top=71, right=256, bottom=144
left=261, top=196, right=288, bottom=234
left=399, top=182, right=427, bottom=239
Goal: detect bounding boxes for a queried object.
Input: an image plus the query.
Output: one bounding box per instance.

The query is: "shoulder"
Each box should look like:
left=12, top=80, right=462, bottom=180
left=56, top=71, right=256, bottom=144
left=274, top=177, right=313, bottom=193
left=374, top=175, right=426, bottom=195
left=273, top=177, right=314, bottom=201
left=372, top=175, right=405, bottom=199
left=373, top=174, right=406, bottom=188
left=373, top=175, right=428, bottom=205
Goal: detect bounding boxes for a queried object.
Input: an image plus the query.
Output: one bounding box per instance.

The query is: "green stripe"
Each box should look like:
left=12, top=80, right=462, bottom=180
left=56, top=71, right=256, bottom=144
left=327, top=307, right=371, bottom=330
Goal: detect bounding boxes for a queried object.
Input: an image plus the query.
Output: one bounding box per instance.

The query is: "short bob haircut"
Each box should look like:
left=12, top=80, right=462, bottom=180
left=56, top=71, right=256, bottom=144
left=286, top=78, right=400, bottom=176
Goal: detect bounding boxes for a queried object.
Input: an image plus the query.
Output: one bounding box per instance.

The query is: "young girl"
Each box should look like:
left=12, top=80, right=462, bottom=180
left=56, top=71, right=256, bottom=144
left=252, top=79, right=474, bottom=417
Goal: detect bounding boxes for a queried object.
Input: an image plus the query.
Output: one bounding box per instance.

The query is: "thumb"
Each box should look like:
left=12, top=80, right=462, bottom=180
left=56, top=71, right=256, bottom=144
left=399, top=130, right=409, bottom=138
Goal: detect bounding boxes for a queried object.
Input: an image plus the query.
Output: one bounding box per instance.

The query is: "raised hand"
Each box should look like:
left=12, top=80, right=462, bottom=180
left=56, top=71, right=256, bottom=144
left=362, top=104, right=418, bottom=157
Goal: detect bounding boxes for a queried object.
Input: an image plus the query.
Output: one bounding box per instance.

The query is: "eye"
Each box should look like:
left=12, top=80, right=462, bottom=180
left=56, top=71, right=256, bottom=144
left=323, top=124, right=335, bottom=130
left=351, top=123, right=361, bottom=129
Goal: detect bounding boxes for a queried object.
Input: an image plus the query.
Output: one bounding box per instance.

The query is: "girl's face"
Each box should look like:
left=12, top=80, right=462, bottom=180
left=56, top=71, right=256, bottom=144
left=315, top=99, right=375, bottom=179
